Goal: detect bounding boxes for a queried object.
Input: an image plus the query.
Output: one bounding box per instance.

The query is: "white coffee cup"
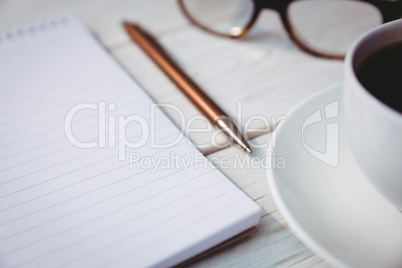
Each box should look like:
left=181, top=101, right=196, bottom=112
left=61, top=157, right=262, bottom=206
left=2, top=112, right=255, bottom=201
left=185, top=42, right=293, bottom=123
left=344, top=19, right=402, bottom=209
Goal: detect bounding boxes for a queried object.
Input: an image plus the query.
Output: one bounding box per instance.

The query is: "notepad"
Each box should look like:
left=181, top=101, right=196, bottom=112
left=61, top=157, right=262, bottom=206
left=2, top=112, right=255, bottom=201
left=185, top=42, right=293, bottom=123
left=0, top=16, right=261, bottom=268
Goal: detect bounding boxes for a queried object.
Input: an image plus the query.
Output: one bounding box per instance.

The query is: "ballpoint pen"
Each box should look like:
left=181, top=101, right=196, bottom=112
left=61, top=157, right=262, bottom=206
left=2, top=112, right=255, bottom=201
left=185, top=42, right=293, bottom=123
left=123, top=22, right=252, bottom=153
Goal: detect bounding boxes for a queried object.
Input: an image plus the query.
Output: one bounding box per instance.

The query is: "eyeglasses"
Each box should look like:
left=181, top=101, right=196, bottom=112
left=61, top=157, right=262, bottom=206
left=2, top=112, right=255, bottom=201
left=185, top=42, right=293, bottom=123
left=178, top=0, right=402, bottom=60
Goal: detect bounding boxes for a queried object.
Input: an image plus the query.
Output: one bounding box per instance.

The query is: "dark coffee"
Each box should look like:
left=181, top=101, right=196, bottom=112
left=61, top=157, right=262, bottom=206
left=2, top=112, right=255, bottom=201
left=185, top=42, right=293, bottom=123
left=356, top=41, right=402, bottom=113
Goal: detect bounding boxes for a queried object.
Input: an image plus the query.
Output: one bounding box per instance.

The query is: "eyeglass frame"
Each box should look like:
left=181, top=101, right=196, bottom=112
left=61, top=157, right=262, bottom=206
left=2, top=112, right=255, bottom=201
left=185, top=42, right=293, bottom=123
left=178, top=0, right=402, bottom=60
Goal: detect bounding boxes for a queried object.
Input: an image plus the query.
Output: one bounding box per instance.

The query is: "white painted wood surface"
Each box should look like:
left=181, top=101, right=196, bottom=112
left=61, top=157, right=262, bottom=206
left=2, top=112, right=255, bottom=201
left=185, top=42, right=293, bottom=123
left=0, top=0, right=354, bottom=266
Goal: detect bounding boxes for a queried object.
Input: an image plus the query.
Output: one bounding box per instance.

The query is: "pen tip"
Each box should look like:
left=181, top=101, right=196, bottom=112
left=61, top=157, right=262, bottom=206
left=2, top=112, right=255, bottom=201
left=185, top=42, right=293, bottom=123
left=245, top=147, right=252, bottom=154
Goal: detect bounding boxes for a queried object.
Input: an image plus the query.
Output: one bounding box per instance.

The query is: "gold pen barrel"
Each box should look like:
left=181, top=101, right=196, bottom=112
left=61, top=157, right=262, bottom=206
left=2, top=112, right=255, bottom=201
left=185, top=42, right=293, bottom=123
left=124, top=22, right=225, bottom=121
left=123, top=22, right=251, bottom=153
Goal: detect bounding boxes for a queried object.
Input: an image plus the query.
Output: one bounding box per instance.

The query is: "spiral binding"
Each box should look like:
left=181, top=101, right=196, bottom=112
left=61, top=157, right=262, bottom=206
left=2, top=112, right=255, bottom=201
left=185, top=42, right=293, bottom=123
left=0, top=16, right=70, bottom=44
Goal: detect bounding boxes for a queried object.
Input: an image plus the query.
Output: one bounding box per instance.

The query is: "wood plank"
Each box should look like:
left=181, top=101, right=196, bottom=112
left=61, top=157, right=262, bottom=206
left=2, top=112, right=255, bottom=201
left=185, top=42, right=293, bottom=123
left=0, top=0, right=187, bottom=47
left=179, top=133, right=328, bottom=267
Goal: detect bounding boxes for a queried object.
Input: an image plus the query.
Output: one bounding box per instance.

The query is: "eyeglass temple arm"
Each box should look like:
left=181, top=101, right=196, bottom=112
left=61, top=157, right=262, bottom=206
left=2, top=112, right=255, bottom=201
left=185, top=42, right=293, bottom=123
left=369, top=0, right=402, bottom=22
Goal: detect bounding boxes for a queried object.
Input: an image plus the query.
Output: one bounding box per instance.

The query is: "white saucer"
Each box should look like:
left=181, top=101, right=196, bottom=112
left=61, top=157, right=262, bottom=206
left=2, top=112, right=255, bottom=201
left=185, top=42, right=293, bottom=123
left=267, top=85, right=402, bottom=268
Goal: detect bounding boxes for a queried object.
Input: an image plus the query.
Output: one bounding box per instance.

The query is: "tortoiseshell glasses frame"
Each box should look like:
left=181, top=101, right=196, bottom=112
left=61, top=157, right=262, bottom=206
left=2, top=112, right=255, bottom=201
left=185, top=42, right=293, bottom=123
left=178, top=0, right=402, bottom=60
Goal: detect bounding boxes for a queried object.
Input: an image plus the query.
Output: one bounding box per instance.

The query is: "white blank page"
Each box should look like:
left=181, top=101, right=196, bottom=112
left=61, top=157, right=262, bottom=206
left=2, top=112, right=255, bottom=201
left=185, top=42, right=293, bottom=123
left=0, top=16, right=260, bottom=268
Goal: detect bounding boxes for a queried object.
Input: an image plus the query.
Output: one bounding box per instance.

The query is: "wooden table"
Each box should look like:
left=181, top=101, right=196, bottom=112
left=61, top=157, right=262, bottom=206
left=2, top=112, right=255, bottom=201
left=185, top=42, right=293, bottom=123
left=0, top=0, right=348, bottom=267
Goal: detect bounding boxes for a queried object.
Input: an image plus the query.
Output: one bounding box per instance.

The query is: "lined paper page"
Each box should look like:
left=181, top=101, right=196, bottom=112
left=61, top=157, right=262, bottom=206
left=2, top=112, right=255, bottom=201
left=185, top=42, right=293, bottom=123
left=0, top=16, right=260, bottom=268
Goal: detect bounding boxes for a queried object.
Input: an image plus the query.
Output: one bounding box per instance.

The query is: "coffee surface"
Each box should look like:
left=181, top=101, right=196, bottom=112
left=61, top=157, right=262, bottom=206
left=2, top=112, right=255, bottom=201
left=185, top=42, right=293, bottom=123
left=356, top=41, right=402, bottom=113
